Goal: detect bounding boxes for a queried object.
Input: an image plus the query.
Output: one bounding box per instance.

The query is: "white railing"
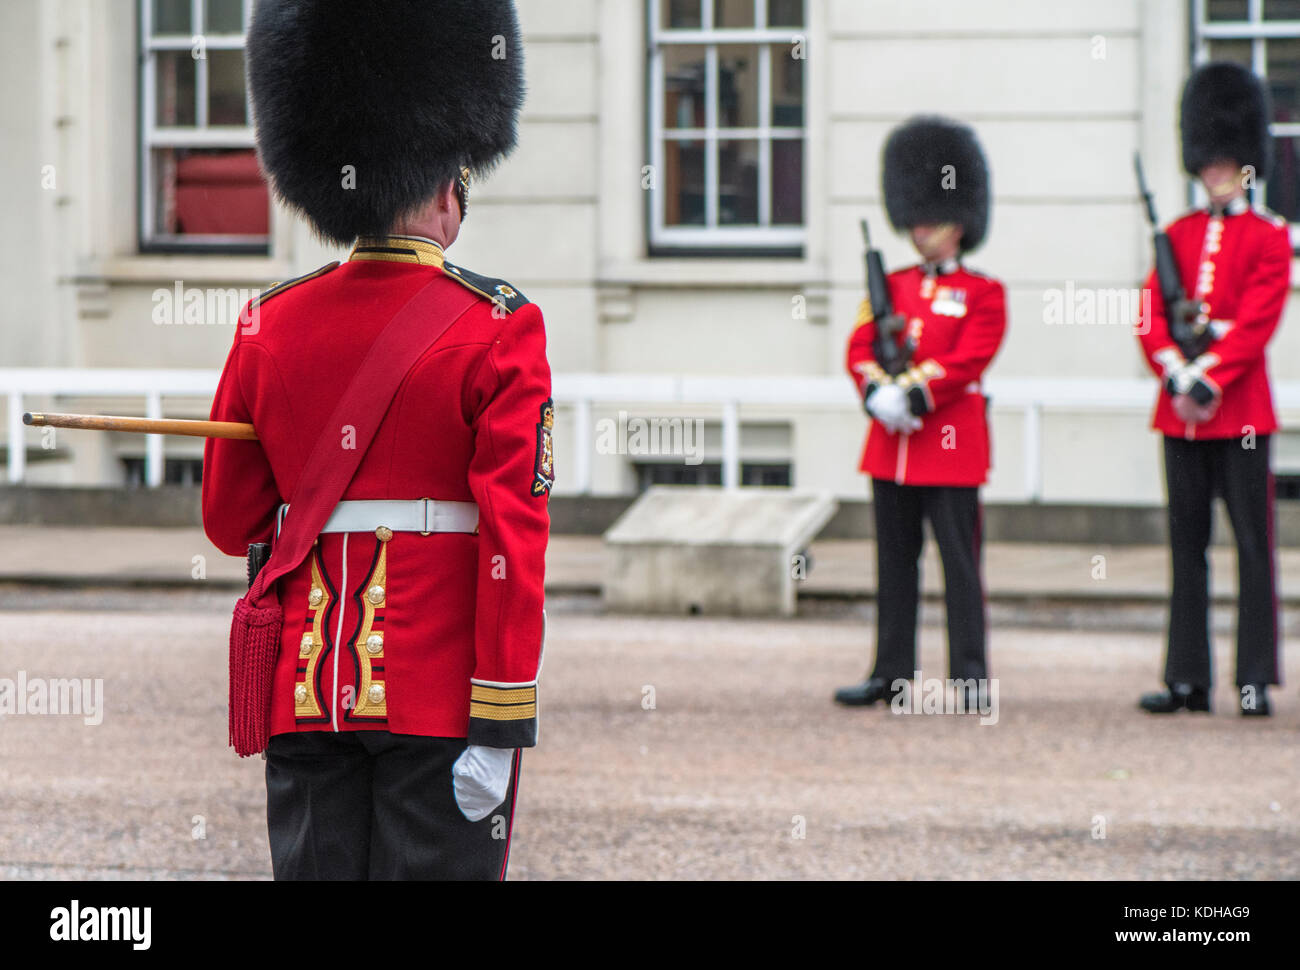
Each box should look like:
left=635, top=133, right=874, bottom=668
left=4, top=368, right=1300, bottom=499
left=2, top=370, right=220, bottom=489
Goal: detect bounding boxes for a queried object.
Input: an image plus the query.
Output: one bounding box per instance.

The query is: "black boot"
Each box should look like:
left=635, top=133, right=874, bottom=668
left=834, top=677, right=903, bottom=708
left=1138, top=683, right=1211, bottom=714
left=1239, top=685, right=1271, bottom=717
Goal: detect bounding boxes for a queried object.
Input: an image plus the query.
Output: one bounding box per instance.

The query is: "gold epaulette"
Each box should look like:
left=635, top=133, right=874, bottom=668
left=442, top=261, right=530, bottom=315
left=250, top=261, right=341, bottom=312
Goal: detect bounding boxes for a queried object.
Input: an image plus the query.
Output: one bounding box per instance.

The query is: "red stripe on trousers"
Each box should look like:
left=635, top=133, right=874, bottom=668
left=498, top=750, right=523, bottom=881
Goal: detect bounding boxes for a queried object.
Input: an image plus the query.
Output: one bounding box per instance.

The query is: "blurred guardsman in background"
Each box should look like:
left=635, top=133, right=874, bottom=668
left=203, top=0, right=551, bottom=878
left=835, top=117, right=1007, bottom=710
left=1137, top=63, right=1288, bottom=717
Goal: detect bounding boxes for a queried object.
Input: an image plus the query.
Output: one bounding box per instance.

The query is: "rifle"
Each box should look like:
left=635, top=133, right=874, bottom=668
left=860, top=220, right=912, bottom=377
left=1134, top=154, right=1211, bottom=359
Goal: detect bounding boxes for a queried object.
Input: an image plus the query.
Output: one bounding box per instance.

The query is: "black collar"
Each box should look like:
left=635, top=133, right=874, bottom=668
left=349, top=234, right=446, bottom=266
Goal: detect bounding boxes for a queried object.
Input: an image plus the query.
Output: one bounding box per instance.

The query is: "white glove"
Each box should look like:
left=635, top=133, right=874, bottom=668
left=452, top=745, right=515, bottom=822
left=1154, top=348, right=1186, bottom=392
left=867, top=383, right=922, bottom=435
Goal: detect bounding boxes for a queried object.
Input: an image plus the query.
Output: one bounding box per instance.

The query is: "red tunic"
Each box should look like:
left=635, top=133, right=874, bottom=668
left=846, top=263, right=1008, bottom=487
left=1137, top=204, right=1290, bottom=440
left=203, top=235, right=551, bottom=748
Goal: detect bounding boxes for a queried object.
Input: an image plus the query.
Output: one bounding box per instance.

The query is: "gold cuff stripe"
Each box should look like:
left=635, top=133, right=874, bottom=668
left=471, top=685, right=537, bottom=705
left=897, top=359, right=946, bottom=391
left=919, top=359, right=946, bottom=380
left=470, top=702, right=538, bottom=721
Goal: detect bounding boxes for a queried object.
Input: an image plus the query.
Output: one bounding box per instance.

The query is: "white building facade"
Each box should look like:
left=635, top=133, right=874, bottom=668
left=3, top=0, right=1300, bottom=505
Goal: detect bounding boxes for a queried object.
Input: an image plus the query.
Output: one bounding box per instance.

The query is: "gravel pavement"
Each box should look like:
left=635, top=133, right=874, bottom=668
left=0, top=590, right=1295, bottom=880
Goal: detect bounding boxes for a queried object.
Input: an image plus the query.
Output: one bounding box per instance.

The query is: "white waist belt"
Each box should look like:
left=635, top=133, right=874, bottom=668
left=276, top=499, right=480, bottom=538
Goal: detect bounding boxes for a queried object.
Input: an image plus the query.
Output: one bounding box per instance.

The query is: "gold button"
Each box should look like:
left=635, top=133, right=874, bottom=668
left=376, top=527, right=394, bottom=543
left=299, top=634, right=314, bottom=657
left=367, top=585, right=386, bottom=606
left=294, top=685, right=308, bottom=705
left=308, top=587, right=324, bottom=608
left=368, top=684, right=385, bottom=704
left=366, top=633, right=384, bottom=655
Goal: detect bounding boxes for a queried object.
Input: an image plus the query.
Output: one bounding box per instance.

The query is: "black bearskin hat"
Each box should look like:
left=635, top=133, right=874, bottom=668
left=247, top=0, right=525, bottom=246
left=882, top=116, right=990, bottom=253
left=1181, top=62, right=1273, bottom=180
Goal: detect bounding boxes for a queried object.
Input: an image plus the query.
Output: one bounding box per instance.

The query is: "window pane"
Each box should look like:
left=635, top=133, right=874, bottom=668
left=1205, top=38, right=1253, bottom=66
left=718, top=44, right=759, bottom=128
left=637, top=462, right=723, bottom=490
left=153, top=0, right=192, bottom=34
left=771, top=42, right=804, bottom=126
left=1267, top=38, right=1300, bottom=121
left=768, top=0, right=805, bottom=28
left=772, top=139, right=803, bottom=225
left=664, top=140, right=707, bottom=225
left=742, top=463, right=792, bottom=487
left=662, top=0, right=701, bottom=29
left=151, top=147, right=270, bottom=237
left=663, top=45, right=707, bottom=129
left=206, top=0, right=245, bottom=33
left=714, top=0, right=755, bottom=28
left=1207, top=0, right=1250, bottom=20
left=1264, top=0, right=1300, bottom=20
left=155, top=51, right=197, bottom=127
left=209, top=49, right=248, bottom=125
left=719, top=139, right=759, bottom=224
left=1266, top=137, right=1299, bottom=221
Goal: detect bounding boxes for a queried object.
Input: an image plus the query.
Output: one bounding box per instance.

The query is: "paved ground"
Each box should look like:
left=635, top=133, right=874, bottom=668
left=0, top=589, right=1295, bottom=880
left=3, top=525, right=1297, bottom=647
left=4, top=524, right=1300, bottom=605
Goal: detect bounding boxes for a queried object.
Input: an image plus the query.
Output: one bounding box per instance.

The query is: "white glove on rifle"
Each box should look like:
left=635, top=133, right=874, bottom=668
left=1154, top=348, right=1186, bottom=393
left=452, top=745, right=515, bottom=822
left=1155, top=347, right=1218, bottom=406
left=867, top=383, right=923, bottom=435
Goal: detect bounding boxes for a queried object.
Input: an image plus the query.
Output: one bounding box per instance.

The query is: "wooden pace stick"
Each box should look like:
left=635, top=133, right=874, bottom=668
left=23, top=412, right=259, bottom=441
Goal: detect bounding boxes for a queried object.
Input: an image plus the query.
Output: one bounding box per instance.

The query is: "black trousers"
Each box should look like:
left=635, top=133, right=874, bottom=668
left=870, top=480, right=987, bottom=683
left=1162, top=435, right=1279, bottom=689
left=265, top=731, right=521, bottom=880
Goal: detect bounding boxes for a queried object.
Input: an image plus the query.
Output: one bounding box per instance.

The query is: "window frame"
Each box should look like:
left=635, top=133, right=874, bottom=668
left=1191, top=0, right=1300, bottom=248
left=138, top=0, right=268, bottom=253
left=646, top=0, right=809, bottom=255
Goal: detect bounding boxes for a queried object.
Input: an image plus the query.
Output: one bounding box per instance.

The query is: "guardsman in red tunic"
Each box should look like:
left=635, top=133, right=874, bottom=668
left=1136, top=63, right=1288, bottom=717
left=835, top=117, right=1007, bottom=709
left=203, top=0, right=550, bottom=879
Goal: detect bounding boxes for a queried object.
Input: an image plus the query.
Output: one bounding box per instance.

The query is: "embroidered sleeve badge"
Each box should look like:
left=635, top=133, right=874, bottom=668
left=532, top=400, right=555, bottom=498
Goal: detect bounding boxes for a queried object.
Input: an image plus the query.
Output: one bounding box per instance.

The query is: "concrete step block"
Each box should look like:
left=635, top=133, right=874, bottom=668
left=604, top=487, right=838, bottom=617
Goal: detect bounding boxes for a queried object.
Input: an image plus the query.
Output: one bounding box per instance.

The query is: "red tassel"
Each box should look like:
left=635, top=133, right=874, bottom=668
left=229, top=595, right=283, bottom=758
